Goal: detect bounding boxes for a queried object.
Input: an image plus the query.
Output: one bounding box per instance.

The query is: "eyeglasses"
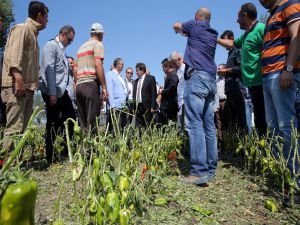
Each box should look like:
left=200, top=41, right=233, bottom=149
left=126, top=71, right=133, bottom=74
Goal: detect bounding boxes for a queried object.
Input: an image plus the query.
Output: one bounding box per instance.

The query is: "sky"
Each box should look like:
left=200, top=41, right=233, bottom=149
left=12, top=0, right=267, bottom=85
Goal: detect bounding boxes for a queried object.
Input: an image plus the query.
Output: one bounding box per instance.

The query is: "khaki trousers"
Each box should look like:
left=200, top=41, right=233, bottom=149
left=1, top=88, right=34, bottom=154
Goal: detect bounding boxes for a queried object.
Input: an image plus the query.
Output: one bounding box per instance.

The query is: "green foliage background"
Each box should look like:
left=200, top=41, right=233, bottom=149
left=0, top=0, right=14, bottom=48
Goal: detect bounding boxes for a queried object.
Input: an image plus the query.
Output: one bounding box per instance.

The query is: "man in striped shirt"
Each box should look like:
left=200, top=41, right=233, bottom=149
left=75, top=23, right=108, bottom=133
left=259, top=0, right=300, bottom=205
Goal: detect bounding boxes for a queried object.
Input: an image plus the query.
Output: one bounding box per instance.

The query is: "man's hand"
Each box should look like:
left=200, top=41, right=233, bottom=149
left=151, top=108, right=157, bottom=113
left=158, top=87, right=163, bottom=95
left=280, top=71, right=294, bottom=89
left=173, top=22, right=182, bottom=34
left=13, top=72, right=25, bottom=97
left=217, top=67, right=231, bottom=77
left=102, top=88, right=108, bottom=101
left=49, top=95, right=57, bottom=106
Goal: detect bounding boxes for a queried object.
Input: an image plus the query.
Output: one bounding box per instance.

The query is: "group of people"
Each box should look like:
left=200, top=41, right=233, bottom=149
left=0, top=1, right=184, bottom=166
left=0, top=0, right=300, bottom=205
left=173, top=0, right=300, bottom=207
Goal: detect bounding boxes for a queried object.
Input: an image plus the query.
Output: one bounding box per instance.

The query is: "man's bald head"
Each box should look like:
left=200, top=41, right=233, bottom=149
left=195, top=8, right=211, bottom=22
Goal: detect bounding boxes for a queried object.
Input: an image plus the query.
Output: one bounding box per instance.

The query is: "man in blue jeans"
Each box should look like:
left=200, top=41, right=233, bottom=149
left=173, top=7, right=218, bottom=185
left=259, top=0, right=300, bottom=206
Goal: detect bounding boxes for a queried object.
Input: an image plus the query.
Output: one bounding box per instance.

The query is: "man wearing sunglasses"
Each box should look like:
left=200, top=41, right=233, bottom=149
left=39, top=25, right=76, bottom=165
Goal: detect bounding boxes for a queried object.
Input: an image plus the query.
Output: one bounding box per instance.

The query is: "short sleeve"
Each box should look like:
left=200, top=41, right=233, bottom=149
left=284, top=1, right=300, bottom=24
left=234, top=34, right=244, bottom=49
left=94, top=42, right=104, bottom=60
left=182, top=20, right=194, bottom=35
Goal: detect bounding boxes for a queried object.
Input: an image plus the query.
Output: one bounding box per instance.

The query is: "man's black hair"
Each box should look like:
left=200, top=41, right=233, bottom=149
left=220, top=30, right=234, bottom=39
left=59, top=25, right=75, bottom=35
left=28, top=1, right=49, bottom=20
left=136, top=62, right=146, bottom=73
left=113, top=58, right=123, bottom=68
left=240, top=3, right=257, bottom=20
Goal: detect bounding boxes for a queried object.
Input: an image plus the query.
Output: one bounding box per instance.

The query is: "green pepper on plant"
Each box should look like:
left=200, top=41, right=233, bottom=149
left=0, top=180, right=38, bottom=225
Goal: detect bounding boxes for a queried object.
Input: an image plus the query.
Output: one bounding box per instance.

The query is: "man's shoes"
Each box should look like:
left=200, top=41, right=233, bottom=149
left=206, top=174, right=215, bottom=183
left=196, top=174, right=215, bottom=185
left=181, top=175, right=209, bottom=185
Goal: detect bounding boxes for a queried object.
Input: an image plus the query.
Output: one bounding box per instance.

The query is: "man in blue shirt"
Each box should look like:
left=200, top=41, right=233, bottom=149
left=173, top=8, right=218, bottom=185
left=105, top=58, right=128, bottom=133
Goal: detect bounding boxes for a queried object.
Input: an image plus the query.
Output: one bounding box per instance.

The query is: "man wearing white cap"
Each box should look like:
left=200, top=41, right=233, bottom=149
left=75, top=23, right=108, bottom=133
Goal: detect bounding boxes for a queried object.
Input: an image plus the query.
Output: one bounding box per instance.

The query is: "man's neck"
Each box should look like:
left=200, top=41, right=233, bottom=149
left=113, top=68, right=121, bottom=74
left=246, top=20, right=257, bottom=32
left=270, top=0, right=283, bottom=12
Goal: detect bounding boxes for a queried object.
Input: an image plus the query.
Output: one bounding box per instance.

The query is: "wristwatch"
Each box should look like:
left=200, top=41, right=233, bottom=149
left=284, top=64, right=294, bottom=72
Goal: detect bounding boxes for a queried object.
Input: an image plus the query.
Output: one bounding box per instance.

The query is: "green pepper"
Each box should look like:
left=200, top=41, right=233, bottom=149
left=265, top=199, right=278, bottom=212
left=93, top=158, right=101, bottom=187
left=93, top=158, right=101, bottom=172
left=105, top=191, right=120, bottom=223
left=154, top=197, right=167, bottom=206
left=119, top=176, right=129, bottom=192
left=53, top=221, right=64, bottom=225
left=119, top=209, right=130, bottom=225
left=96, top=205, right=105, bottom=225
left=133, top=151, right=140, bottom=161
left=120, top=191, right=128, bottom=205
left=72, top=153, right=85, bottom=182
left=73, top=122, right=81, bottom=137
left=0, top=180, right=38, bottom=225
left=99, top=196, right=105, bottom=207
left=100, top=173, right=113, bottom=191
left=89, top=197, right=97, bottom=215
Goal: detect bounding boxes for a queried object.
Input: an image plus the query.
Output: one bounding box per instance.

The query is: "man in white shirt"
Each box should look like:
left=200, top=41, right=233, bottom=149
left=215, top=64, right=227, bottom=151
left=133, top=63, right=157, bottom=127
left=105, top=58, right=128, bottom=132
left=124, top=67, right=134, bottom=124
left=169, top=51, right=185, bottom=132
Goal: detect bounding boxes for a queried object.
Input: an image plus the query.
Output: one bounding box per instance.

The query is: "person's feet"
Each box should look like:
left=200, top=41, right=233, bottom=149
left=181, top=173, right=216, bottom=185
left=181, top=175, right=207, bottom=184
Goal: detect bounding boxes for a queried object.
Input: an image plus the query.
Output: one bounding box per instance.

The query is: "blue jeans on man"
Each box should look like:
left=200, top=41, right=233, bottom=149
left=184, top=70, right=218, bottom=179
left=263, top=72, right=299, bottom=175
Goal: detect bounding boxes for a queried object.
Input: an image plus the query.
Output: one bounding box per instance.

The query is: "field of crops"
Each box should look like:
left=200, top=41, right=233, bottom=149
left=1, top=109, right=300, bottom=225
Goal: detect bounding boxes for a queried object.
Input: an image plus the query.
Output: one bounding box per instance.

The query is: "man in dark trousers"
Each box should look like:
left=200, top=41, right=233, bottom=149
left=158, top=58, right=179, bottom=125
left=39, top=25, right=76, bottom=164
left=217, top=30, right=247, bottom=134
left=218, top=3, right=267, bottom=136
left=133, top=62, right=157, bottom=127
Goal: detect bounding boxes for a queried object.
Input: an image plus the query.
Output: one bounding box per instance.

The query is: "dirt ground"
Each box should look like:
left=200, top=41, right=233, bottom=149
left=30, top=155, right=300, bottom=225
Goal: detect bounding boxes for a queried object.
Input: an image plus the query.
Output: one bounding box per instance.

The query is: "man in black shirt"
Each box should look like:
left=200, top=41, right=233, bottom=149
left=217, top=30, right=247, bottom=134
left=158, top=58, right=179, bottom=125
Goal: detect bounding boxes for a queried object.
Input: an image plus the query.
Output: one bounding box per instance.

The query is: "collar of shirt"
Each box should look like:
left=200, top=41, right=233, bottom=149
left=125, top=78, right=133, bottom=83
left=139, top=73, right=146, bottom=82
left=55, top=36, right=66, bottom=52
left=112, top=68, right=120, bottom=76
left=113, top=69, right=127, bottom=92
